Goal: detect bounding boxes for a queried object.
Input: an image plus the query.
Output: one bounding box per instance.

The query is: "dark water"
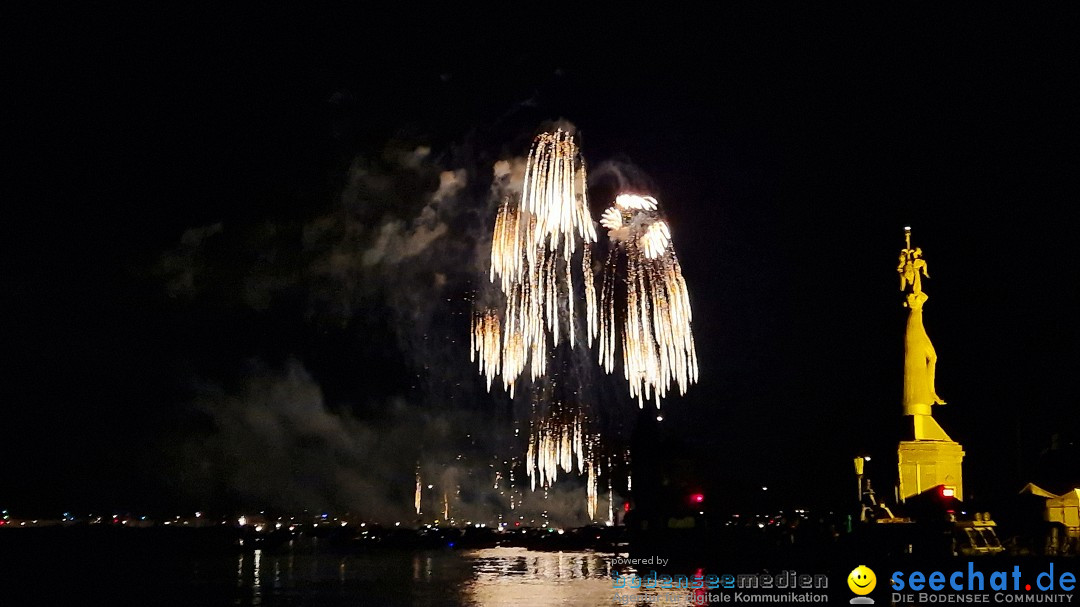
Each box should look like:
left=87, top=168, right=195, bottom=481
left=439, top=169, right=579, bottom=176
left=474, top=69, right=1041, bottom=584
left=2, top=533, right=706, bottom=606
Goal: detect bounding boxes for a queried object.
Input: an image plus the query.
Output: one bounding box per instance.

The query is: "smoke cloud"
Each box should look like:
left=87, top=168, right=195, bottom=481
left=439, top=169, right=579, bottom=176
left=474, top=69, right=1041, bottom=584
left=160, top=130, right=616, bottom=525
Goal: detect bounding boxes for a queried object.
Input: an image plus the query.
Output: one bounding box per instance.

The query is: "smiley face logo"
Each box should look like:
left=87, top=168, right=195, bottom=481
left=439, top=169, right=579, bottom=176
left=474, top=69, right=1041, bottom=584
left=848, top=565, right=876, bottom=595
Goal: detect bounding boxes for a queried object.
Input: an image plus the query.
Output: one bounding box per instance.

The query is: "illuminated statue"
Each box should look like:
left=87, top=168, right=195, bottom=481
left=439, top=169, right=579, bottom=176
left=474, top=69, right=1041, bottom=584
left=895, top=227, right=963, bottom=502
left=898, top=228, right=945, bottom=415
left=897, top=246, right=928, bottom=294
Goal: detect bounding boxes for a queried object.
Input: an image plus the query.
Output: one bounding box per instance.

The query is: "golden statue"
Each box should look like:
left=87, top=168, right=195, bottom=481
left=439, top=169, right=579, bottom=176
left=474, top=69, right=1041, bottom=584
left=896, top=227, right=964, bottom=501
left=897, top=246, right=928, bottom=294
left=898, top=227, right=945, bottom=415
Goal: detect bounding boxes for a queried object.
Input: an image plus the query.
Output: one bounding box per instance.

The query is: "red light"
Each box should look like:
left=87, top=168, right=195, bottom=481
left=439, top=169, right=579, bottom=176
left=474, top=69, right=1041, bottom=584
left=693, top=568, right=708, bottom=599
left=691, top=493, right=704, bottom=504
left=941, top=487, right=955, bottom=498
left=623, top=502, right=631, bottom=513
left=514, top=521, right=520, bottom=527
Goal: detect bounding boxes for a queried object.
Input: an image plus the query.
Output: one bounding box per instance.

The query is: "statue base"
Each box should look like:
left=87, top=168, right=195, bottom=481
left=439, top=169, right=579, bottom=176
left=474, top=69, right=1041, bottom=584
left=898, top=439, right=965, bottom=502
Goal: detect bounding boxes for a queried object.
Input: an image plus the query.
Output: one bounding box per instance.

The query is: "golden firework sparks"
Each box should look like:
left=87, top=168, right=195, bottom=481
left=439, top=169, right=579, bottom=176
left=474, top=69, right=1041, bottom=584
left=414, top=472, right=422, bottom=515
left=640, top=221, right=671, bottom=259
left=525, top=408, right=585, bottom=491
left=473, top=130, right=597, bottom=395
left=599, top=194, right=699, bottom=408
left=586, top=460, right=598, bottom=520
left=607, top=483, right=614, bottom=526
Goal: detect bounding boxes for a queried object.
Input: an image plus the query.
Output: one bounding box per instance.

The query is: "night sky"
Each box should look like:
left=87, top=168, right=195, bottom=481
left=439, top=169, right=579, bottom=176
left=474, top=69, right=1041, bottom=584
left=6, top=6, right=1079, bottom=518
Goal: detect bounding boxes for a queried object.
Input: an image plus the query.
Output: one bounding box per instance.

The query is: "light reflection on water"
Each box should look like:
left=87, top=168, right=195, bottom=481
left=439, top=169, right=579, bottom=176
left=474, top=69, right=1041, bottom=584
left=225, top=544, right=704, bottom=606
left=461, top=548, right=701, bottom=606
left=253, top=549, right=262, bottom=604
left=6, top=534, right=720, bottom=607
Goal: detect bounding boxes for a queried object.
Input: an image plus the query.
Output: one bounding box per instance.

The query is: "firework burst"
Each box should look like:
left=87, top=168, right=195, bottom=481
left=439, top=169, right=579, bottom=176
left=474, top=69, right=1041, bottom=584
left=525, top=405, right=587, bottom=491
left=470, top=129, right=698, bottom=521
left=472, top=130, right=597, bottom=396
left=599, top=194, right=699, bottom=408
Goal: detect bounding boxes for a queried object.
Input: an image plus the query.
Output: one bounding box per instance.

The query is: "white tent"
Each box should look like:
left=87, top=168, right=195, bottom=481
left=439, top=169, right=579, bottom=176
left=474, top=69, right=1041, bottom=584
left=1018, top=482, right=1059, bottom=499
left=1046, top=489, right=1080, bottom=529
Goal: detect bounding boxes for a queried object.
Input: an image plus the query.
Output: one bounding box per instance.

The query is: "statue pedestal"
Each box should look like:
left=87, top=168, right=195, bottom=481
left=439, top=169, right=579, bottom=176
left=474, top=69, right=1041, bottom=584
left=898, top=439, right=965, bottom=501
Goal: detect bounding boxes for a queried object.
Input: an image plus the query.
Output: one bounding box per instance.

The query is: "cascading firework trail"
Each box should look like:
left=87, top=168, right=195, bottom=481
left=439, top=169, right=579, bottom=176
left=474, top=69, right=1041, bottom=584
left=469, top=127, right=701, bottom=522
left=471, top=129, right=597, bottom=397
left=415, top=471, right=422, bottom=515
left=525, top=406, right=586, bottom=491
left=586, top=460, right=598, bottom=521
left=599, top=194, right=699, bottom=408
left=607, top=482, right=614, bottom=526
